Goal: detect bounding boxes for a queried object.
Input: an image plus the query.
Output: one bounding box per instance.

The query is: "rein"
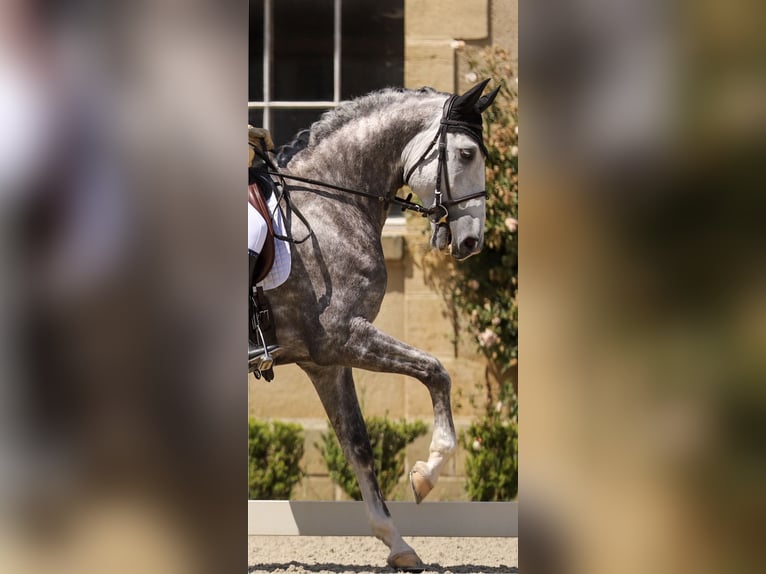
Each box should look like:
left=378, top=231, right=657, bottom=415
left=265, top=170, right=439, bottom=220
left=262, top=94, right=488, bottom=241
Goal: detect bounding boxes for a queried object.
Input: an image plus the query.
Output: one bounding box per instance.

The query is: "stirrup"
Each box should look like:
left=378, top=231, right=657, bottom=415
left=249, top=286, right=279, bottom=380
left=249, top=330, right=279, bottom=372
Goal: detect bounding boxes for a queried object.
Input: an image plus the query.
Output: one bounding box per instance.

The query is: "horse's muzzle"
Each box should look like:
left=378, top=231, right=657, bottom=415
left=453, top=235, right=482, bottom=260
left=461, top=236, right=479, bottom=252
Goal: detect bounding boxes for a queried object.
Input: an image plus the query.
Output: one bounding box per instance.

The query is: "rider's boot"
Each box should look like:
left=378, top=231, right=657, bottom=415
left=249, top=250, right=278, bottom=372
left=248, top=250, right=264, bottom=365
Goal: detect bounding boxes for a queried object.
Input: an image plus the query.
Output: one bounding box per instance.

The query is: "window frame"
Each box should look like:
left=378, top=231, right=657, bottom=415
left=248, top=0, right=342, bottom=131
left=248, top=0, right=406, bottom=225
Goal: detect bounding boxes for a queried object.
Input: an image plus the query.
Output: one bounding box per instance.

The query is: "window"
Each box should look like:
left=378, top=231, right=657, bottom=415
left=248, top=0, right=404, bottom=147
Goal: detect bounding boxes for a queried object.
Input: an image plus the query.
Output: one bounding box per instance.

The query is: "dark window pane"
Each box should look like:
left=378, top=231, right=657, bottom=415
left=342, top=0, right=404, bottom=99
left=273, top=0, right=334, bottom=101
left=249, top=0, right=264, bottom=101
left=271, top=108, right=329, bottom=148
left=248, top=109, right=264, bottom=128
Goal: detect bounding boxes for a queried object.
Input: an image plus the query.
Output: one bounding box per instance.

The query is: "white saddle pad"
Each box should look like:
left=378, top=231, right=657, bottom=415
left=257, top=191, right=291, bottom=291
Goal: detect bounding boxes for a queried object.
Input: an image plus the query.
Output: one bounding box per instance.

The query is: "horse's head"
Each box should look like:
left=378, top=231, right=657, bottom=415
left=404, top=80, right=500, bottom=260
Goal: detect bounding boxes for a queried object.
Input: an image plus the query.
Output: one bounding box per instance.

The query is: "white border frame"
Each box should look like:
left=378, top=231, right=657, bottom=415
left=248, top=501, right=518, bottom=537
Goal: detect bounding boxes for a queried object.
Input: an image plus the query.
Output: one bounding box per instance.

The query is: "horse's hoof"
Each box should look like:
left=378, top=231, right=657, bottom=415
left=409, top=463, right=433, bottom=504
left=387, top=550, right=425, bottom=572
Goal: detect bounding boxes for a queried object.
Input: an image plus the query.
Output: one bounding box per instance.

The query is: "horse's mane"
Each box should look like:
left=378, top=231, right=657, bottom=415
left=276, top=129, right=310, bottom=168
left=276, top=86, right=444, bottom=168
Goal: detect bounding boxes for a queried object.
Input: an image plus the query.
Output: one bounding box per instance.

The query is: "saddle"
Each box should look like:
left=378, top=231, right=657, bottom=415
left=248, top=178, right=276, bottom=283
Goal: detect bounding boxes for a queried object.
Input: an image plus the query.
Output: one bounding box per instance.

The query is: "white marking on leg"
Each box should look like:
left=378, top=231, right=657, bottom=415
left=423, top=421, right=457, bottom=483
left=365, top=503, right=414, bottom=557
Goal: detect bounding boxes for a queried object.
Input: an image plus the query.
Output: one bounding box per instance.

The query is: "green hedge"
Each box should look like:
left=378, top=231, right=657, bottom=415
left=460, top=414, right=518, bottom=501
left=318, top=417, right=428, bottom=500
left=248, top=418, right=304, bottom=499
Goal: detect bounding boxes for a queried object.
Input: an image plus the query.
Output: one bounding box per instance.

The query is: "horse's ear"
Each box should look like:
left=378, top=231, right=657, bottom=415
left=476, top=85, right=500, bottom=114
left=454, top=78, right=491, bottom=111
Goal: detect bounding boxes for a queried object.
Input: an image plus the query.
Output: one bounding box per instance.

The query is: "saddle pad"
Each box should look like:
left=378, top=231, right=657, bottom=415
left=257, top=190, right=292, bottom=291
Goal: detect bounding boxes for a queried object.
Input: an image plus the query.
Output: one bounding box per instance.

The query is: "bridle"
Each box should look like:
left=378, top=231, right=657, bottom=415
left=259, top=93, right=488, bottom=237
left=403, top=94, right=489, bottom=225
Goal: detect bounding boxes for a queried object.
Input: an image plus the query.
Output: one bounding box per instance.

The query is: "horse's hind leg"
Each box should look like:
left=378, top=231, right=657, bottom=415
left=341, top=318, right=457, bottom=504
left=300, top=363, right=425, bottom=572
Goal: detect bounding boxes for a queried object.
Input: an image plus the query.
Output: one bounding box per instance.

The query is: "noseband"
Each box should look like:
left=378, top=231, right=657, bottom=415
left=404, top=95, right=489, bottom=225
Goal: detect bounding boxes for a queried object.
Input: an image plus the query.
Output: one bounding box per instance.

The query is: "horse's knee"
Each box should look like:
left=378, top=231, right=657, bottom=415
left=422, top=356, right=451, bottom=388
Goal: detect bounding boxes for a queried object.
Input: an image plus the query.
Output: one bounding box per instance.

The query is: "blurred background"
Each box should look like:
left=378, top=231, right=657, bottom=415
left=523, top=0, right=766, bottom=572
left=0, top=0, right=764, bottom=573
left=0, top=1, right=246, bottom=573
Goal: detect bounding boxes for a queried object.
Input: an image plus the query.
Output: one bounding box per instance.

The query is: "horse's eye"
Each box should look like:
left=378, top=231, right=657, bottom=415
left=459, top=148, right=475, bottom=160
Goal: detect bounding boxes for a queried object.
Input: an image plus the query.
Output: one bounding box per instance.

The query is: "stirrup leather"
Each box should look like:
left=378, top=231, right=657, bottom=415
left=249, top=286, right=278, bottom=380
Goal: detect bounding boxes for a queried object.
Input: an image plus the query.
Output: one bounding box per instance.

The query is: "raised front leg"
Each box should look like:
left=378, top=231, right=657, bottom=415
left=337, top=317, right=458, bottom=503
left=300, top=363, right=425, bottom=572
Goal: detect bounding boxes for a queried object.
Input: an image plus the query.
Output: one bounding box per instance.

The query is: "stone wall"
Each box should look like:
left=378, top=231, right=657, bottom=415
left=405, top=0, right=518, bottom=92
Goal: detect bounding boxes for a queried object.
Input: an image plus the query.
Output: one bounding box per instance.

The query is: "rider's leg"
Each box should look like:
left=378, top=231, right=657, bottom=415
left=248, top=204, right=267, bottom=361
left=248, top=203, right=267, bottom=257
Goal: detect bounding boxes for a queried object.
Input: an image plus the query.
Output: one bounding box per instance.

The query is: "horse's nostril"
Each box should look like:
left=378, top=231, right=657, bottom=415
left=462, top=237, right=479, bottom=252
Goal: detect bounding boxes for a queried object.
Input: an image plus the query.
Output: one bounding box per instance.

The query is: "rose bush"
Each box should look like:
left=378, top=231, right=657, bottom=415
left=421, top=46, right=519, bottom=500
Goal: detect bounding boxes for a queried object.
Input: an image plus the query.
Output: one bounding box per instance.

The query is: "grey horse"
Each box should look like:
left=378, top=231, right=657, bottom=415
left=262, top=80, right=498, bottom=571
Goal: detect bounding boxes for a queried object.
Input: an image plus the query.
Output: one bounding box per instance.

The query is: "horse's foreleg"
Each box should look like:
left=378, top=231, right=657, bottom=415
left=300, top=363, right=424, bottom=572
left=342, top=318, right=457, bottom=504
